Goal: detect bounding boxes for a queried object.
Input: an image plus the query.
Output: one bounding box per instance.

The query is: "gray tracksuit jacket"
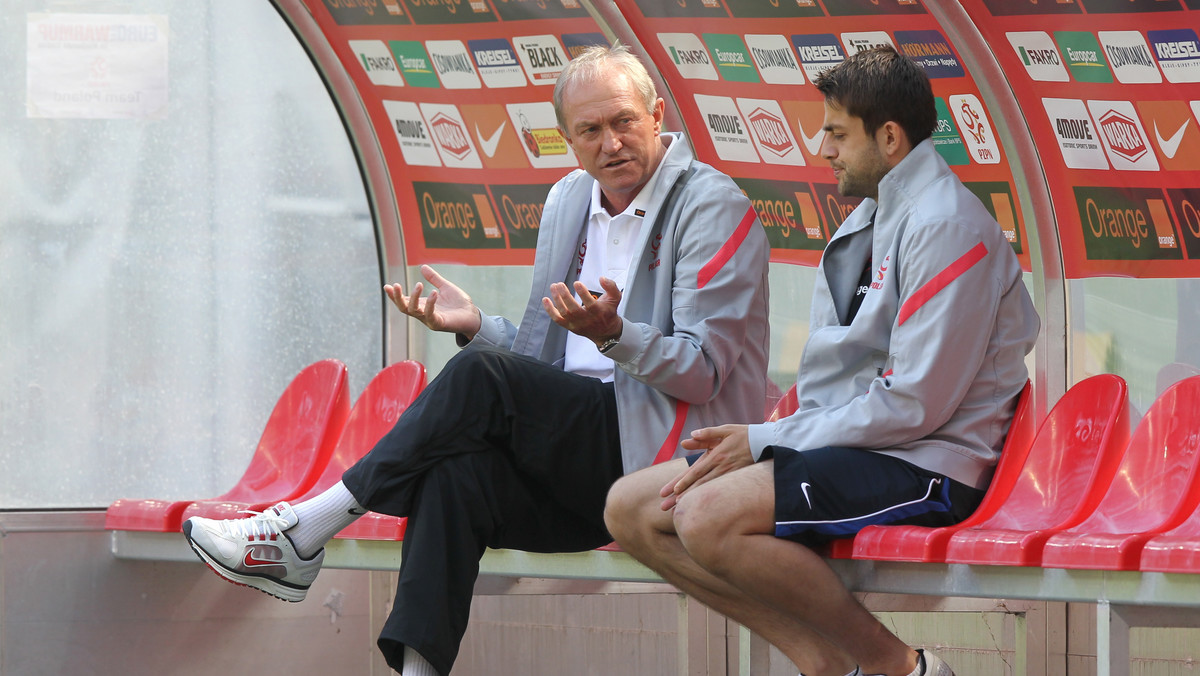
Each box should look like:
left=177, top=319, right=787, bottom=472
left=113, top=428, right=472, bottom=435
left=473, top=134, right=771, bottom=473
left=747, top=139, right=1040, bottom=489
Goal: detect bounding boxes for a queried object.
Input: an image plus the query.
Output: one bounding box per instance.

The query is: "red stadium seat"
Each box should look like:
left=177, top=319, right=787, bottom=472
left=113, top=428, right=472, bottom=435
left=182, top=360, right=426, bottom=536
left=942, top=374, right=1131, bottom=567
left=105, top=359, right=350, bottom=532
left=1041, top=376, right=1200, bottom=570
left=767, top=383, right=799, bottom=422
left=334, top=361, right=427, bottom=540
left=1135, top=377, right=1200, bottom=574
left=850, top=380, right=1035, bottom=562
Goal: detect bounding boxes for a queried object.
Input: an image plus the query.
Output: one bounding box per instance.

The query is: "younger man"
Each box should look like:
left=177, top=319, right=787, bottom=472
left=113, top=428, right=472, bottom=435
left=605, top=46, right=1039, bottom=676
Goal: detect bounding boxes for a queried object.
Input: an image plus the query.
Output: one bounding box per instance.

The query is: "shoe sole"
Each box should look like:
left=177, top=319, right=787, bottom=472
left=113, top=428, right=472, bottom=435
left=183, top=522, right=309, bottom=603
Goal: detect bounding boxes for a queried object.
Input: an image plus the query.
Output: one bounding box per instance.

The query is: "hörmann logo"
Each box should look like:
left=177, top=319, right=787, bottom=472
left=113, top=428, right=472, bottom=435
left=896, top=30, right=965, bottom=79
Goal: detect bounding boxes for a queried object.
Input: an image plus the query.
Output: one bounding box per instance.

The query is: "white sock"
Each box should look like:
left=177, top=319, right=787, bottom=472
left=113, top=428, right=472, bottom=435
left=287, top=481, right=365, bottom=558
left=403, top=645, right=440, bottom=676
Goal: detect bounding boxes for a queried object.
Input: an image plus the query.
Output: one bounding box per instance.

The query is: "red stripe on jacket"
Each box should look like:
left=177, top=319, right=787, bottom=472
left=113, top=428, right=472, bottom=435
left=654, top=400, right=691, bottom=465
left=898, top=242, right=988, bottom=326
left=697, top=206, right=757, bottom=290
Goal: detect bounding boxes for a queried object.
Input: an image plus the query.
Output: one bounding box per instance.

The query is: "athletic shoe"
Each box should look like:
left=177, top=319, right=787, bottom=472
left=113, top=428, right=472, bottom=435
left=917, top=649, right=955, bottom=676
left=182, top=502, right=323, bottom=602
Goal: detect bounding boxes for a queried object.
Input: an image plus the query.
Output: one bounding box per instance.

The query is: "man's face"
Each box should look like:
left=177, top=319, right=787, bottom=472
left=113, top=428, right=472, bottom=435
left=560, top=72, right=665, bottom=214
left=819, top=100, right=891, bottom=200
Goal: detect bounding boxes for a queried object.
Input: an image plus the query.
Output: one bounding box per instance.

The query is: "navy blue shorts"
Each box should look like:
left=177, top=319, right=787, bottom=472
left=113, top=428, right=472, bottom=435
left=688, top=446, right=985, bottom=547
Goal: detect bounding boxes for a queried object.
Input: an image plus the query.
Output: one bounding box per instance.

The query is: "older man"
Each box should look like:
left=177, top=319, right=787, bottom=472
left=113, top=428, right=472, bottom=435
left=183, top=44, right=770, bottom=676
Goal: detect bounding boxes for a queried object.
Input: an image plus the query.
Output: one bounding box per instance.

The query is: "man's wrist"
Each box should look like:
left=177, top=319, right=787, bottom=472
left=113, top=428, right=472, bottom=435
left=597, top=335, right=621, bottom=354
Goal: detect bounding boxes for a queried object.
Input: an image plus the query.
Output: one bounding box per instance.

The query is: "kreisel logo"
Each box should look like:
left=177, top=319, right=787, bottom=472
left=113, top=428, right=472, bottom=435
left=932, top=98, right=969, bottom=166
left=895, top=30, right=965, bottom=79
left=506, top=101, right=577, bottom=169
left=349, top=40, right=405, bottom=87
left=512, top=35, right=568, bottom=85
left=1054, top=31, right=1112, bottom=84
left=792, top=34, right=845, bottom=82
left=1042, top=98, right=1108, bottom=170
left=458, top=104, right=528, bottom=169
left=949, top=94, right=1001, bottom=164
left=737, top=98, right=804, bottom=166
left=427, top=40, right=481, bottom=89
left=840, top=31, right=894, bottom=57
left=1098, top=31, right=1162, bottom=84
left=419, top=103, right=482, bottom=168
left=389, top=41, right=440, bottom=88
left=745, top=34, right=805, bottom=85
left=703, top=34, right=760, bottom=83
left=694, top=94, right=760, bottom=163
left=1087, top=100, right=1159, bottom=171
left=468, top=38, right=525, bottom=89
left=1007, top=31, right=1068, bottom=82
left=1136, top=100, right=1198, bottom=171
left=658, top=33, right=718, bottom=80
left=383, top=100, right=440, bottom=167
left=1148, top=29, right=1200, bottom=84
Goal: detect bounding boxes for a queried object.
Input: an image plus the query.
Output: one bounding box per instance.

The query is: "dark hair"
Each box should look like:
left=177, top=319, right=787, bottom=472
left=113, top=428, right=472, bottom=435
left=814, top=45, right=936, bottom=145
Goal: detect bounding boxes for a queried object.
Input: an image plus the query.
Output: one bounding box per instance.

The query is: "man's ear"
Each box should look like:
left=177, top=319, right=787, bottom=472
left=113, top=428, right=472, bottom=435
left=878, top=120, right=911, bottom=164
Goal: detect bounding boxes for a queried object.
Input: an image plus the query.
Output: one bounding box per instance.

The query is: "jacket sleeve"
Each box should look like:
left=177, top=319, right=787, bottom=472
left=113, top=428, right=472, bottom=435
left=602, top=179, right=770, bottom=404
left=749, top=219, right=1008, bottom=456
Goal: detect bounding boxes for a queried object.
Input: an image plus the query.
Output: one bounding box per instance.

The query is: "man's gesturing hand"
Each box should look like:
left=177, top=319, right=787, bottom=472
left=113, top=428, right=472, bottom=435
left=384, top=265, right=482, bottom=339
left=659, top=424, right=754, bottom=511
left=542, top=276, right=623, bottom=346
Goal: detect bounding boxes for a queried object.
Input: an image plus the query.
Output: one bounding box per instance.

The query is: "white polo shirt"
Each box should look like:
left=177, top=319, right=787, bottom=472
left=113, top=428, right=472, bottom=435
left=564, top=135, right=683, bottom=382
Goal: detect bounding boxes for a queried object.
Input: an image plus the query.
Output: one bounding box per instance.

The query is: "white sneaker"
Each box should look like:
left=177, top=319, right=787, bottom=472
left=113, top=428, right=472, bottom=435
left=182, top=502, right=323, bottom=602
left=918, top=649, right=955, bottom=676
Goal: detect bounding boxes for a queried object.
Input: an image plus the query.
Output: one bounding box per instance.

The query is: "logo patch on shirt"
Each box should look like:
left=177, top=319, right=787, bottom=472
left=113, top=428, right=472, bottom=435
left=871, top=255, right=890, bottom=290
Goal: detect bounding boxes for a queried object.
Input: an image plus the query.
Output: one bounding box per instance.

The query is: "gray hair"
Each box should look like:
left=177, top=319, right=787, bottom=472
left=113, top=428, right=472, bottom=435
left=553, top=42, right=658, bottom=131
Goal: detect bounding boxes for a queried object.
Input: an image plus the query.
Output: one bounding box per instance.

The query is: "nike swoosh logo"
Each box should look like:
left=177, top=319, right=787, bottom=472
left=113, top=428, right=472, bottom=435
left=800, top=482, right=814, bottom=510
left=243, top=547, right=283, bottom=567
left=476, top=121, right=506, bottom=158
left=797, top=120, right=824, bottom=156
left=1155, top=119, right=1189, bottom=159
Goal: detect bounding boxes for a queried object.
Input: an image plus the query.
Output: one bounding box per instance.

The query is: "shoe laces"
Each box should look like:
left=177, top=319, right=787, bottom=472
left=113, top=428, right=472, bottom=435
left=227, top=508, right=290, bottom=540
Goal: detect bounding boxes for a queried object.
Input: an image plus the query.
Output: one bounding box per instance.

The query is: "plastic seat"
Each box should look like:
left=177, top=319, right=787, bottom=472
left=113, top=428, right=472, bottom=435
left=1040, top=376, right=1200, bottom=570
left=334, top=361, right=427, bottom=540
left=1140, top=501, right=1200, bottom=574
left=849, top=380, right=1035, bottom=562
left=105, top=360, right=350, bottom=532
left=942, top=374, right=1131, bottom=567
left=767, top=383, right=799, bottom=423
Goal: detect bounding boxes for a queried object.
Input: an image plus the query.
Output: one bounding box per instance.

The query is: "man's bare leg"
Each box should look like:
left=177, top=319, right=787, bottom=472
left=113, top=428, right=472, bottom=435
left=605, top=460, right=919, bottom=676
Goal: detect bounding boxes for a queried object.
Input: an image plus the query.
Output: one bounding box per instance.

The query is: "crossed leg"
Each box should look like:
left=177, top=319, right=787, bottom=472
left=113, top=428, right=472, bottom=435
left=605, top=459, right=919, bottom=676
